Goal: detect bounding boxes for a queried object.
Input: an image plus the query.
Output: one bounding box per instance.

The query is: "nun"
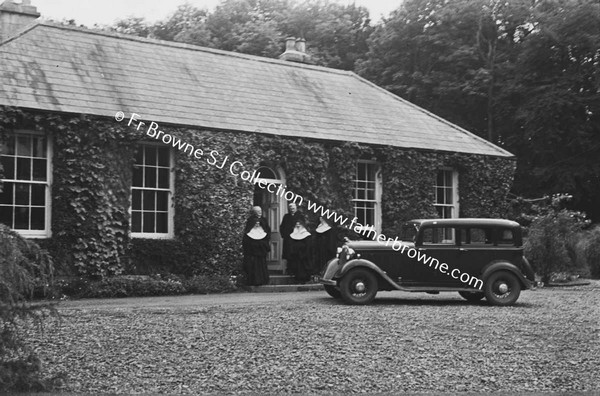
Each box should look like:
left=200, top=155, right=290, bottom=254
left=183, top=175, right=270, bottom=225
left=314, top=216, right=339, bottom=274
left=288, top=220, right=314, bottom=283
left=242, top=206, right=271, bottom=286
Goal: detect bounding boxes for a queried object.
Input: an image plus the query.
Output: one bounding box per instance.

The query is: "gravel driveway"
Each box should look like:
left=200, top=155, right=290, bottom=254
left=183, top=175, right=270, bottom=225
left=25, top=281, right=600, bottom=394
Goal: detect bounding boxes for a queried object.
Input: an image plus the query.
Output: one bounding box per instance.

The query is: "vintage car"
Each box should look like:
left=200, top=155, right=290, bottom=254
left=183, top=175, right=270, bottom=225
left=319, top=218, right=536, bottom=306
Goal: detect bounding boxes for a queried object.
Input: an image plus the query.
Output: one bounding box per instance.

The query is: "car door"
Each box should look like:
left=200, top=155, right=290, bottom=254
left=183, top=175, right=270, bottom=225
left=408, top=225, right=460, bottom=287
left=448, top=226, right=525, bottom=287
left=444, top=226, right=496, bottom=286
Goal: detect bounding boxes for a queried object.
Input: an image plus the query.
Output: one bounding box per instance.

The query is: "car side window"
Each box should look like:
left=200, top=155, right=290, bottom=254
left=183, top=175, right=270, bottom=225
left=460, top=228, right=493, bottom=246
left=497, top=228, right=515, bottom=246
left=422, top=227, right=455, bottom=245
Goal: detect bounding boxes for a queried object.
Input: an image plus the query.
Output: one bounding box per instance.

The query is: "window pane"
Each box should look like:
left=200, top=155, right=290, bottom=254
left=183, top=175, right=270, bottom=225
left=144, top=167, right=157, bottom=188
left=257, top=166, right=276, bottom=179
left=15, top=184, right=29, bottom=205
left=32, top=159, right=47, bottom=181
left=145, top=147, right=157, bottom=166
left=470, top=229, right=489, bottom=244
left=32, top=137, right=47, bottom=158
left=31, top=184, right=45, bottom=206
left=437, top=171, right=444, bottom=186
left=143, top=190, right=155, bottom=210
left=498, top=229, right=514, bottom=245
left=436, top=187, right=444, bottom=204
left=16, top=136, right=31, bottom=157
left=0, top=206, right=13, bottom=227
left=157, top=191, right=168, bottom=211
left=16, top=157, right=31, bottom=180
left=157, top=148, right=169, bottom=167
left=14, top=206, right=29, bottom=229
left=156, top=212, right=168, bottom=233
left=445, top=187, right=453, bottom=205
left=143, top=212, right=155, bottom=233
left=132, top=166, right=143, bottom=187
left=0, top=183, right=13, bottom=204
left=3, top=136, right=15, bottom=155
left=132, top=189, right=142, bottom=210
left=131, top=211, right=141, bottom=233
left=1, top=156, right=15, bottom=179
left=30, top=207, right=45, bottom=230
left=445, top=170, right=452, bottom=186
left=158, top=168, right=169, bottom=188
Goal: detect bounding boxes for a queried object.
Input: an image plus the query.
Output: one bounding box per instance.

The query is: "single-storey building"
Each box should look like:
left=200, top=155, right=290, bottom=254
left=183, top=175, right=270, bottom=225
left=0, top=1, right=515, bottom=278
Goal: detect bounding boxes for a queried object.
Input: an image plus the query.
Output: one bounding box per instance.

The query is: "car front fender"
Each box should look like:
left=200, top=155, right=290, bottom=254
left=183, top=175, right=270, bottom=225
left=481, top=261, right=534, bottom=289
left=338, top=259, right=403, bottom=290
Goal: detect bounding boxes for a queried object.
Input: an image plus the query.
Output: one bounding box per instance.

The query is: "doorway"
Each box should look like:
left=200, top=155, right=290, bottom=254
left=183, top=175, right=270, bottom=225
left=253, top=166, right=286, bottom=272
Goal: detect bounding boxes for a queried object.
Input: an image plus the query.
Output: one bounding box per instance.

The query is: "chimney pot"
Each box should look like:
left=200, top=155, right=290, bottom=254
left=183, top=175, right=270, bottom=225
left=285, top=36, right=296, bottom=51
left=295, top=38, right=306, bottom=53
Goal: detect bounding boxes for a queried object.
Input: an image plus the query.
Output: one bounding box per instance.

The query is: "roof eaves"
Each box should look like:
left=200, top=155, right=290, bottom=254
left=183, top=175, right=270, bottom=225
left=348, top=72, right=515, bottom=158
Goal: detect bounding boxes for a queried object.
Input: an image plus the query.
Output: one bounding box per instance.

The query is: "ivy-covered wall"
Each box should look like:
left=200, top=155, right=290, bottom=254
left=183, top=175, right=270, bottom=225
left=0, top=107, right=516, bottom=278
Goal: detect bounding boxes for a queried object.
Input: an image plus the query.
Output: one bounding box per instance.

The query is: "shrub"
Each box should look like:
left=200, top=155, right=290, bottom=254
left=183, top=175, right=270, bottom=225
left=524, top=210, right=588, bottom=283
left=81, top=276, right=187, bottom=298
left=54, top=273, right=238, bottom=298
left=182, top=274, right=237, bottom=294
left=0, top=224, right=57, bottom=392
left=582, top=226, right=600, bottom=279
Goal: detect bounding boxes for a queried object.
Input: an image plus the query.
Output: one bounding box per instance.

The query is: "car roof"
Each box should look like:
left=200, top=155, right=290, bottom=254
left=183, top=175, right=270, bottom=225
left=409, top=218, right=521, bottom=228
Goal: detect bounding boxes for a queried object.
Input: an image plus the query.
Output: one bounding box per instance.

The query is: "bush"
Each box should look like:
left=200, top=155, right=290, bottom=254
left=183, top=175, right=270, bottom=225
left=582, top=226, right=600, bottom=279
left=81, top=276, right=187, bottom=298
left=524, top=210, right=588, bottom=283
left=182, top=274, right=237, bottom=294
left=53, top=273, right=237, bottom=298
left=0, top=224, right=57, bottom=392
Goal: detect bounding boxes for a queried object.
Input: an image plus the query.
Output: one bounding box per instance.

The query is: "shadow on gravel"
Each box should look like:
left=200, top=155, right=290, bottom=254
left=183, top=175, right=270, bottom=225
left=316, top=296, right=538, bottom=308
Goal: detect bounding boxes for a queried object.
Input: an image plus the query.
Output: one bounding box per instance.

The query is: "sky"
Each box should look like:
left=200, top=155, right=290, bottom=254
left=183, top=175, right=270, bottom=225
left=33, top=0, right=402, bottom=27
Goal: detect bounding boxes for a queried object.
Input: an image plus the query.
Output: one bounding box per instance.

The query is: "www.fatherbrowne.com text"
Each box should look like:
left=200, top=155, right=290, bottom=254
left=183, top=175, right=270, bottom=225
left=116, top=112, right=483, bottom=289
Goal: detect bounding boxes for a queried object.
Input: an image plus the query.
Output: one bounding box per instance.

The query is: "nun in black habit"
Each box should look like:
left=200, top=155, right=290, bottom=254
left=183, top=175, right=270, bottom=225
left=314, top=216, right=340, bottom=274
left=288, top=220, right=314, bottom=283
left=242, top=206, right=271, bottom=286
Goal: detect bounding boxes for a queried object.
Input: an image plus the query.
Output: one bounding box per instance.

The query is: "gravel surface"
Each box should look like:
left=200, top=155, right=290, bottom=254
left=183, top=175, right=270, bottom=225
left=24, top=281, right=600, bottom=394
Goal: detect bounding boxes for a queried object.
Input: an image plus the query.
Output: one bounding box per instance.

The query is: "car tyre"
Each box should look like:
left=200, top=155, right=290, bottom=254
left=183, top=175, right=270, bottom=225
left=324, top=285, right=342, bottom=299
left=484, top=270, right=521, bottom=306
left=458, top=291, right=485, bottom=302
left=339, top=268, right=378, bottom=305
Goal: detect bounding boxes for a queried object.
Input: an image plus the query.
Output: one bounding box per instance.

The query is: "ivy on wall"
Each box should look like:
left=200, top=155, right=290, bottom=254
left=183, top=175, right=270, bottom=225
left=0, top=106, right=516, bottom=278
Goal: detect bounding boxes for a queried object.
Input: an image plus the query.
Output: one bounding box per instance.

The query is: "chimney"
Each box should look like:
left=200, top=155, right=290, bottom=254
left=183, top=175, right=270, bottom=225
left=279, top=36, right=312, bottom=64
left=0, top=0, right=40, bottom=42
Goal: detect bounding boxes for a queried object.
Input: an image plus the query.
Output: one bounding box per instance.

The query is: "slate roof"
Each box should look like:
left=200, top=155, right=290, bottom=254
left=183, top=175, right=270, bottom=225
left=0, top=22, right=512, bottom=157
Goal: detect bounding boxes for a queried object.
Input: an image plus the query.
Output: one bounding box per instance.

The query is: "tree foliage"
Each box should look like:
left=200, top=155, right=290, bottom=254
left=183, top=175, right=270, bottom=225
left=111, top=0, right=372, bottom=69
left=0, top=225, right=56, bottom=392
left=109, top=0, right=600, bottom=222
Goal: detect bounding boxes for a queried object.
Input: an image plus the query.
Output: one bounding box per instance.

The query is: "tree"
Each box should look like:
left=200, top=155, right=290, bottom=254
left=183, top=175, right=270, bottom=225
left=0, top=225, right=57, bottom=392
left=356, top=0, right=531, bottom=141
left=505, top=0, right=600, bottom=221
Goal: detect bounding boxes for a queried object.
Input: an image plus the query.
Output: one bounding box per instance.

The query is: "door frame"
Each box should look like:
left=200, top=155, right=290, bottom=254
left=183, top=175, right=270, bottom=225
left=253, top=166, right=286, bottom=272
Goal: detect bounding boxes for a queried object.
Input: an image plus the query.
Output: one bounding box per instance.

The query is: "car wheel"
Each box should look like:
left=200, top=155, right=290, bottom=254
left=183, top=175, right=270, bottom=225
left=484, top=271, right=521, bottom=306
left=458, top=291, right=485, bottom=302
left=339, top=268, right=378, bottom=305
left=324, top=285, right=342, bottom=299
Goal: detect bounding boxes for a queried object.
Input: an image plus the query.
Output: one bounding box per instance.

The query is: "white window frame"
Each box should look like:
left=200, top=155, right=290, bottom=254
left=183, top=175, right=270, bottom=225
left=352, top=160, right=382, bottom=233
left=0, top=130, right=52, bottom=239
left=130, top=143, right=174, bottom=239
left=434, top=168, right=459, bottom=219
